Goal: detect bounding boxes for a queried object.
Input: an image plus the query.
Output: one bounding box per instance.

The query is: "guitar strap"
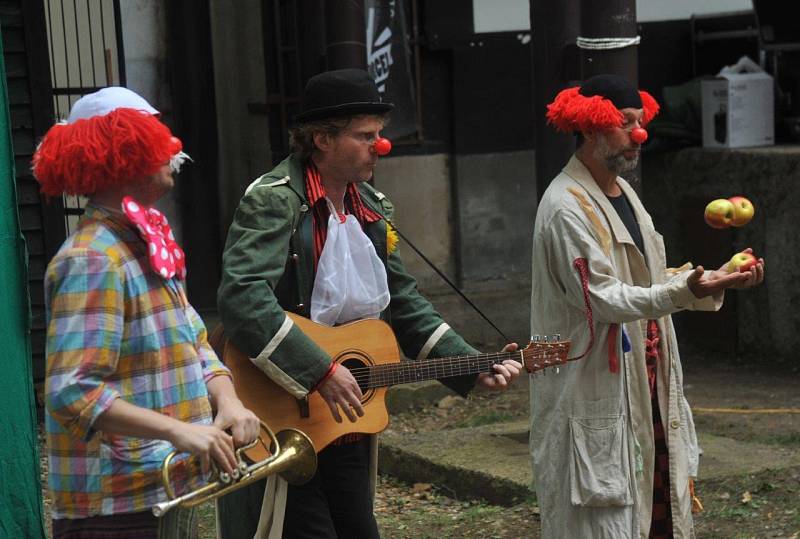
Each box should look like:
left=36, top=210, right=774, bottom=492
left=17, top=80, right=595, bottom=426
left=253, top=475, right=288, bottom=539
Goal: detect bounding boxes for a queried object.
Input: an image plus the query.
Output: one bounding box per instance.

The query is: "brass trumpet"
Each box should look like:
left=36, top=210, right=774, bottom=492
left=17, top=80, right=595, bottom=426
left=152, top=421, right=316, bottom=517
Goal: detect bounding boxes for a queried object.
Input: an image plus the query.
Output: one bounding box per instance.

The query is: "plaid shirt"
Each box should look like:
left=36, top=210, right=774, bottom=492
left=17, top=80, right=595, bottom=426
left=44, top=204, right=231, bottom=519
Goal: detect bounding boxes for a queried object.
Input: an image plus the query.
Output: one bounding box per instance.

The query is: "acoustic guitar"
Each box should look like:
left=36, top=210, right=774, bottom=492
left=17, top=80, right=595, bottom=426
left=216, top=313, right=570, bottom=455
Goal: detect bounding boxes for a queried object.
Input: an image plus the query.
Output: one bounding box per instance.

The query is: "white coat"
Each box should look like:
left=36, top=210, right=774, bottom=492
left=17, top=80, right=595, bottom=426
left=529, top=156, right=722, bottom=538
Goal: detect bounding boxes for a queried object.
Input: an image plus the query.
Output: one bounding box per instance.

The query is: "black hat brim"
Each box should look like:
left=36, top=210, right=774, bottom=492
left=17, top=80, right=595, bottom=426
left=294, top=101, right=394, bottom=123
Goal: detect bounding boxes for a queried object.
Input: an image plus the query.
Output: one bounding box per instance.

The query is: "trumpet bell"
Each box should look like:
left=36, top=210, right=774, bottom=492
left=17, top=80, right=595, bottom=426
left=152, top=426, right=317, bottom=517
left=272, top=429, right=317, bottom=485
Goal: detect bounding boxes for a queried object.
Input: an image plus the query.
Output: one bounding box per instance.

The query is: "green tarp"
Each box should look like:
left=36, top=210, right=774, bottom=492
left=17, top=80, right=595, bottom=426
left=0, top=28, right=46, bottom=539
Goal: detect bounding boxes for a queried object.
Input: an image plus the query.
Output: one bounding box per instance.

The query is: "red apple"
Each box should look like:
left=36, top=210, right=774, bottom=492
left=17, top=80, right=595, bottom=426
left=727, top=251, right=758, bottom=273
left=727, top=196, right=755, bottom=227
left=704, top=198, right=735, bottom=229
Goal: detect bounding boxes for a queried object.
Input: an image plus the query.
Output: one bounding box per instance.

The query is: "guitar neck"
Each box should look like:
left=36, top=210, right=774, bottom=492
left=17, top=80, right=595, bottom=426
left=361, top=351, right=520, bottom=389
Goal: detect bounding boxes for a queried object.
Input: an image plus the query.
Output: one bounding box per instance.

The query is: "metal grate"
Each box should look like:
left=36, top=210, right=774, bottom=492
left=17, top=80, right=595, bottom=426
left=43, top=0, right=126, bottom=233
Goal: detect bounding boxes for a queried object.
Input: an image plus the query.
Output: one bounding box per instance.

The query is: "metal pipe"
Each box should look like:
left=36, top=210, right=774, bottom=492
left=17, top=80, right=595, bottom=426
left=112, top=0, right=126, bottom=85
left=579, top=0, right=638, bottom=82
left=579, top=0, right=641, bottom=192
left=531, top=0, right=581, bottom=197
left=325, top=0, right=366, bottom=69
left=86, top=0, right=97, bottom=86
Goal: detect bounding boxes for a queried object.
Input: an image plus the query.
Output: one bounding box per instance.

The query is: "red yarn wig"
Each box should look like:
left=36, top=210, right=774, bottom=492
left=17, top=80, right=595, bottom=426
left=546, top=87, right=660, bottom=133
left=32, top=108, right=175, bottom=196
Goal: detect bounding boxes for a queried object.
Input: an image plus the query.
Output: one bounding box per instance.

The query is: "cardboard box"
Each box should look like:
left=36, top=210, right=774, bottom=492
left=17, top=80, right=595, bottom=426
left=701, top=69, right=774, bottom=148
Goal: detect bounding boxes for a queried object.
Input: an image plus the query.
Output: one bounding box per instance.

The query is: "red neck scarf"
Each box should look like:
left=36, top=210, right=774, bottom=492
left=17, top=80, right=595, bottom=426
left=305, top=164, right=382, bottom=264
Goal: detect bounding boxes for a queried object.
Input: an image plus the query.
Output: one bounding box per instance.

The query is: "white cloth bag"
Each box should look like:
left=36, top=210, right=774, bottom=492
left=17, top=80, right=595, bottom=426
left=310, top=199, right=390, bottom=326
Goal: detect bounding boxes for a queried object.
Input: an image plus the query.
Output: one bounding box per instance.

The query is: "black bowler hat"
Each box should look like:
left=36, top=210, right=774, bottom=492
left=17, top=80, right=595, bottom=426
left=294, top=68, right=394, bottom=123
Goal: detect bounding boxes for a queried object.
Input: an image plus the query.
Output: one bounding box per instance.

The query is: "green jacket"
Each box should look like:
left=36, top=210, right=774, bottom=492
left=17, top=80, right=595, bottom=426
left=218, top=154, right=478, bottom=398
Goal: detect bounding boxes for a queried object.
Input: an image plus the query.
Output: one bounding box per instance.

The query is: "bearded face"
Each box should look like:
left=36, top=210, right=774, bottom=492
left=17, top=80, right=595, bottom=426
left=592, top=131, right=640, bottom=174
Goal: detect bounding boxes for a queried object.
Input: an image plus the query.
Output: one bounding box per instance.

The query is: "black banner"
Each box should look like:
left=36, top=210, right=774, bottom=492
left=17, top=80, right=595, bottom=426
left=366, top=0, right=417, bottom=139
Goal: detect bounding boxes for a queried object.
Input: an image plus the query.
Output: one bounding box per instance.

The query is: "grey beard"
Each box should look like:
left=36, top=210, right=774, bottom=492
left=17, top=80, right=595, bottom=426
left=605, top=152, right=639, bottom=174
left=594, top=134, right=639, bottom=175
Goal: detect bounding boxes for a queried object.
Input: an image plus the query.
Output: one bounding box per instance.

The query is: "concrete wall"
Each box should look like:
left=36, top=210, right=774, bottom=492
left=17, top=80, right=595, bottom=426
left=637, top=0, right=752, bottom=22
left=373, top=153, right=456, bottom=291
left=118, top=1, right=181, bottom=240
left=119, top=1, right=168, bottom=108
left=373, top=150, right=536, bottom=349
left=454, top=150, right=537, bottom=283
left=643, top=147, right=800, bottom=361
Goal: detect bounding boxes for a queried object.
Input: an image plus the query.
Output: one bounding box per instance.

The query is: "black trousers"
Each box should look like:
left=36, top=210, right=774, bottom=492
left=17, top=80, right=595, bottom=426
left=283, top=437, right=379, bottom=538
left=218, top=437, right=379, bottom=539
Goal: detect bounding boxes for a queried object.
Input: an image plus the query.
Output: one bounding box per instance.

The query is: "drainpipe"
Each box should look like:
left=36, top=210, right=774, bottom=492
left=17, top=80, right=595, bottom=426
left=579, top=0, right=641, bottom=192
left=325, top=0, right=366, bottom=69
left=531, top=0, right=581, bottom=197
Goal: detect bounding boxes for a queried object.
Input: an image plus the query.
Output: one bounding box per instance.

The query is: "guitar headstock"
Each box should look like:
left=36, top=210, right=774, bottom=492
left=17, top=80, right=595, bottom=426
left=521, top=335, right=571, bottom=374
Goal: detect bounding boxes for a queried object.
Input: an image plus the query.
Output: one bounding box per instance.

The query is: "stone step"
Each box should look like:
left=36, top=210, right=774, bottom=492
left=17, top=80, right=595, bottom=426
left=378, top=421, right=800, bottom=506
left=379, top=421, right=532, bottom=506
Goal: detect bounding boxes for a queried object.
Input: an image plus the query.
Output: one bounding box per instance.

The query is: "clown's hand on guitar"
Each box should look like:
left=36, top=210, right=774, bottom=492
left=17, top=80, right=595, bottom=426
left=476, top=342, right=522, bottom=391
left=316, top=364, right=365, bottom=423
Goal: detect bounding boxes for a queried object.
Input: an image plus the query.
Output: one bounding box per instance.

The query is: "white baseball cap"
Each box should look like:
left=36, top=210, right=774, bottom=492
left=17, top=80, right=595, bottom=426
left=67, top=87, right=159, bottom=123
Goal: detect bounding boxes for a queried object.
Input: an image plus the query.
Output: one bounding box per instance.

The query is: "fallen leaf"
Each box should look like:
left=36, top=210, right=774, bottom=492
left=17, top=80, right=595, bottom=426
left=411, top=482, right=432, bottom=493
left=741, top=491, right=752, bottom=504
left=719, top=492, right=731, bottom=500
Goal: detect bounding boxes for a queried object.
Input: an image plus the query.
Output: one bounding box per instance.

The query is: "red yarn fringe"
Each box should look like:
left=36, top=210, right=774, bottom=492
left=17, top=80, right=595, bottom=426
left=32, top=108, right=174, bottom=196
left=639, top=90, right=660, bottom=126
left=546, top=87, right=624, bottom=133
left=546, top=86, right=661, bottom=132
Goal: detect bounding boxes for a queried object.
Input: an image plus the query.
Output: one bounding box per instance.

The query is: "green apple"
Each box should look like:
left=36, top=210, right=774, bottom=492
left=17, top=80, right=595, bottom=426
left=704, top=198, right=735, bottom=229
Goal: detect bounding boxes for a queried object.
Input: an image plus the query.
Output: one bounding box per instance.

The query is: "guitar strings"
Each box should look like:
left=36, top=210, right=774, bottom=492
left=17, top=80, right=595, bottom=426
left=345, top=348, right=568, bottom=387
left=345, top=348, right=567, bottom=375
left=345, top=350, right=562, bottom=376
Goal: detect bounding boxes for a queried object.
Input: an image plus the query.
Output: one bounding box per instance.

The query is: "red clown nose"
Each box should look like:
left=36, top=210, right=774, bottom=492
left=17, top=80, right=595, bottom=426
left=630, top=127, right=648, bottom=144
left=169, top=136, right=183, bottom=154
left=373, top=137, right=392, bottom=156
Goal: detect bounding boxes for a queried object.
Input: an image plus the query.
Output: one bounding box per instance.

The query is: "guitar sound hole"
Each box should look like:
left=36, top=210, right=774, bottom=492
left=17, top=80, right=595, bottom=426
left=340, top=357, right=370, bottom=396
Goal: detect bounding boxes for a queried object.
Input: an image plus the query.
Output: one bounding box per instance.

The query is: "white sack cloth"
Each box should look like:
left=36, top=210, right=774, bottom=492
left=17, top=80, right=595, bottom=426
left=311, top=199, right=390, bottom=326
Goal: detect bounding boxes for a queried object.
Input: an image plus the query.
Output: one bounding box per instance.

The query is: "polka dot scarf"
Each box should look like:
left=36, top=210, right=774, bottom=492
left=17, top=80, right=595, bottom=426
left=122, top=196, right=186, bottom=280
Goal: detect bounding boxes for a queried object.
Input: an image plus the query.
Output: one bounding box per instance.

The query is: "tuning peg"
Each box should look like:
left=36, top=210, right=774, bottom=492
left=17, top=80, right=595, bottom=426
left=532, top=335, right=541, bottom=343
left=554, top=333, right=561, bottom=341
